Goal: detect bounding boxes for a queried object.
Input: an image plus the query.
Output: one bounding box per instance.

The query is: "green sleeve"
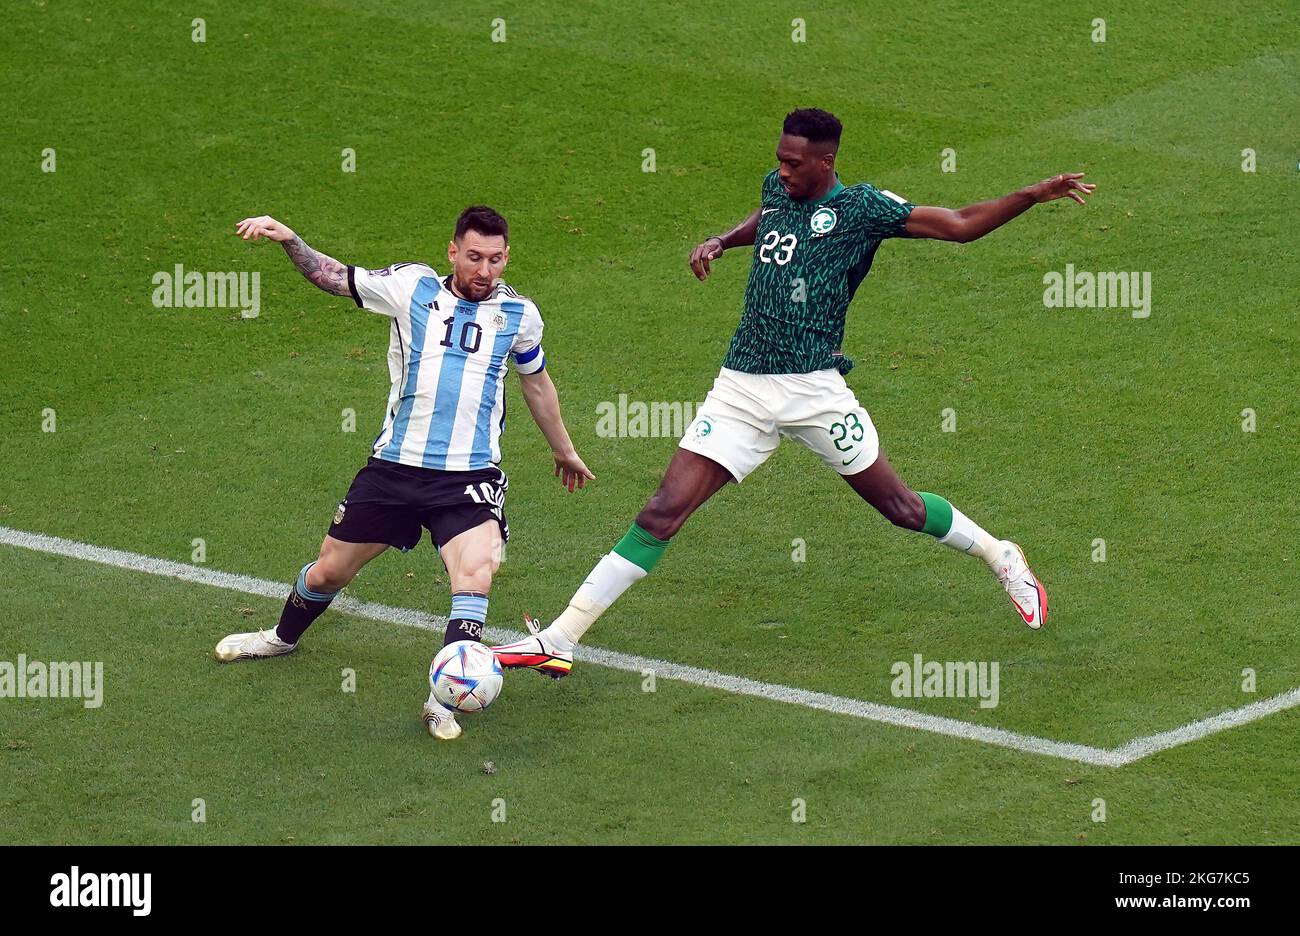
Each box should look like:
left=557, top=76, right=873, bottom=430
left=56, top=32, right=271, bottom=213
left=857, top=184, right=915, bottom=239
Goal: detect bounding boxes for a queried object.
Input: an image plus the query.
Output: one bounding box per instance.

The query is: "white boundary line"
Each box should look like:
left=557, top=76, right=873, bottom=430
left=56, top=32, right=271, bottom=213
left=3, top=525, right=1295, bottom=767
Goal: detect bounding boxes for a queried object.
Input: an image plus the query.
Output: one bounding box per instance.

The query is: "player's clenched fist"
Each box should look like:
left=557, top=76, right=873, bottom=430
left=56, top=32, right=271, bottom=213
left=235, top=215, right=297, bottom=243
left=689, top=236, right=725, bottom=281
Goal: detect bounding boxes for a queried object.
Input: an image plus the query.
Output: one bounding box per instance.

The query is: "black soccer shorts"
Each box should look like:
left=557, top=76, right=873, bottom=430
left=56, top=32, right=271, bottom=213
left=326, top=457, right=509, bottom=552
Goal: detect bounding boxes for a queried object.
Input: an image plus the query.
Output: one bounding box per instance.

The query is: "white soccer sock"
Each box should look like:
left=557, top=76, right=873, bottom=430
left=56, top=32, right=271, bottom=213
left=546, top=551, right=647, bottom=652
left=937, top=506, right=1001, bottom=565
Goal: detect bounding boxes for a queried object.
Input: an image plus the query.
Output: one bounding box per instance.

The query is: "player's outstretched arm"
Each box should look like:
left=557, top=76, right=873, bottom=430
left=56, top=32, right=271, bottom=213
left=689, top=207, right=762, bottom=280
left=234, top=215, right=351, bottom=297
left=518, top=369, right=595, bottom=492
left=905, top=173, right=1096, bottom=243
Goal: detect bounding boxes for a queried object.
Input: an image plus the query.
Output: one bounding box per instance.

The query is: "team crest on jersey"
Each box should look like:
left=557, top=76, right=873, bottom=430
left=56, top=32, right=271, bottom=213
left=692, top=417, right=714, bottom=441
left=491, top=310, right=506, bottom=330
left=333, top=502, right=346, bottom=525
left=810, top=207, right=838, bottom=236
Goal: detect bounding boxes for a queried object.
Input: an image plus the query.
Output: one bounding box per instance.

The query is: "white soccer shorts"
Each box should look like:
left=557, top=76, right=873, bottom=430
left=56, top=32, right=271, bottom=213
left=679, top=367, right=880, bottom=483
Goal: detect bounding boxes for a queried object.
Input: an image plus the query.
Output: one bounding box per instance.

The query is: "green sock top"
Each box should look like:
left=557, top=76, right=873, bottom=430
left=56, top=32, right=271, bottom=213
left=918, top=492, right=954, bottom=538
left=612, top=521, right=670, bottom=573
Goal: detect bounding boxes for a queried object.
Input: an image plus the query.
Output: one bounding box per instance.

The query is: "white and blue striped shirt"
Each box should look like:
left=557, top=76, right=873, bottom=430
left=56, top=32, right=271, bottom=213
left=347, top=262, right=546, bottom=471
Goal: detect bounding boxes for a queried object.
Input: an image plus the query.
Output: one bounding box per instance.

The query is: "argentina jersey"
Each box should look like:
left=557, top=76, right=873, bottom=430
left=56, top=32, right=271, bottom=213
left=346, top=262, right=546, bottom=471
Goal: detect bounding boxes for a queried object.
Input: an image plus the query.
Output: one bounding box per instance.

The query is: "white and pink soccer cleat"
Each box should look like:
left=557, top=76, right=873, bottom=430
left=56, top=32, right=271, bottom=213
left=994, top=541, right=1048, bottom=630
left=490, top=615, right=574, bottom=679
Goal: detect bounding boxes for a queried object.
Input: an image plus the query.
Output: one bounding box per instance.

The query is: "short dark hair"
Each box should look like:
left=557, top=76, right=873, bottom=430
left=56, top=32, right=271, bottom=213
left=454, top=205, right=509, bottom=244
left=782, top=108, right=842, bottom=146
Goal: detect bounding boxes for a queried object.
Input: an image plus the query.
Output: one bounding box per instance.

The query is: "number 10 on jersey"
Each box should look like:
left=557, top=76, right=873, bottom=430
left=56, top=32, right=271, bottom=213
left=441, top=316, right=483, bottom=353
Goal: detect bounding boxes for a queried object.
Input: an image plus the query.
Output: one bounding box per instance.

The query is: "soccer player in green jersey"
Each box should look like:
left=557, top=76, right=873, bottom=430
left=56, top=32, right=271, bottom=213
left=493, top=108, right=1095, bottom=677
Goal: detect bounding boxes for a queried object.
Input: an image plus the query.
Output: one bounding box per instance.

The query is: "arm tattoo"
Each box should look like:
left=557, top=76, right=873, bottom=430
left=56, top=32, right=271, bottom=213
left=282, top=235, right=350, bottom=297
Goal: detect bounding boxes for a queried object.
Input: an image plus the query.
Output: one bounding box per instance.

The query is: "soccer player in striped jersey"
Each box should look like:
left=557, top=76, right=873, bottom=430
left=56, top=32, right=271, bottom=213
left=216, top=206, right=593, bottom=740
left=494, top=108, right=1095, bottom=678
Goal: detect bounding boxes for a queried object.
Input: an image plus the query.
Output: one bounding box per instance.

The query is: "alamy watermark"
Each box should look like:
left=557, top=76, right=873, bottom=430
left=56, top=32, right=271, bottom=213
left=152, top=264, right=261, bottom=318
left=1, top=655, right=104, bottom=708
left=50, top=867, right=150, bottom=916
left=1043, top=263, right=1150, bottom=318
left=890, top=654, right=999, bottom=709
left=596, top=395, right=702, bottom=439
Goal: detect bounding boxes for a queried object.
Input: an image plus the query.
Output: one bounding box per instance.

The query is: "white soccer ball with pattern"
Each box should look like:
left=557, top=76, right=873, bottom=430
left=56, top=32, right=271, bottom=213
left=429, top=640, right=503, bottom=713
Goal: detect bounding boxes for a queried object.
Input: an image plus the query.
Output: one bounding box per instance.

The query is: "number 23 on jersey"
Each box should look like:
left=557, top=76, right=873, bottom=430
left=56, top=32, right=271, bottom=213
left=758, top=230, right=798, bottom=265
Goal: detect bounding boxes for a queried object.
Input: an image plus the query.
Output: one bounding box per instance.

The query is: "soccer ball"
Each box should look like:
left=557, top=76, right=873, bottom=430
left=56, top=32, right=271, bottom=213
left=429, top=640, right=503, bottom=713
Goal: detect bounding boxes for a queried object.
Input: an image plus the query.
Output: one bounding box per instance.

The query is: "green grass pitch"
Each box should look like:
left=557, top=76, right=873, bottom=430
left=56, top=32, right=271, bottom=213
left=1, top=0, right=1297, bottom=843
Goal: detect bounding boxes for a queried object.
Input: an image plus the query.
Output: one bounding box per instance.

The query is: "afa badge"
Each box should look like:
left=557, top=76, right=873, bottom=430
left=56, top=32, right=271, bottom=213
left=333, top=502, right=347, bottom=525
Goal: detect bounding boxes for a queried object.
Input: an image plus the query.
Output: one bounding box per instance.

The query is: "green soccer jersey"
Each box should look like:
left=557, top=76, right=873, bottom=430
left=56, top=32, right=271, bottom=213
left=720, top=170, right=915, bottom=375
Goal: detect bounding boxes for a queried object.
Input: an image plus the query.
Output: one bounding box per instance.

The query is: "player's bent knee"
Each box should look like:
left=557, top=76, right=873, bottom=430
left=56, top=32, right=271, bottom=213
left=454, top=563, right=495, bottom=594
left=307, top=562, right=354, bottom=593
left=880, top=492, right=925, bottom=531
left=635, top=496, right=684, bottom=541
